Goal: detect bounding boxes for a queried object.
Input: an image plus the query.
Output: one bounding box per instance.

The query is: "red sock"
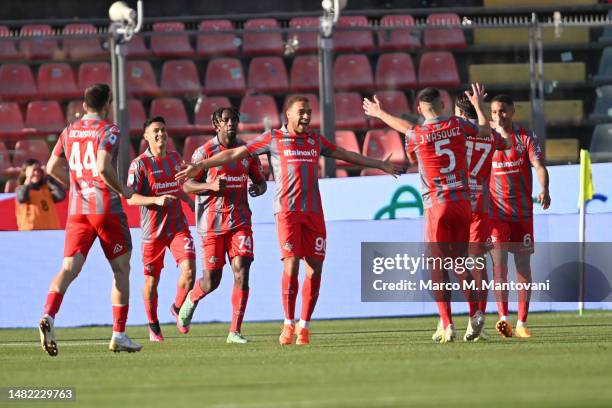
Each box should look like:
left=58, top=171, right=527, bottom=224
left=493, top=264, right=509, bottom=318
left=516, top=264, right=532, bottom=322
left=143, top=297, right=158, bottom=323
left=174, top=286, right=189, bottom=309
left=230, top=288, right=249, bottom=333
left=436, top=301, right=453, bottom=328
left=44, top=292, right=64, bottom=318
left=281, top=273, right=299, bottom=321
left=112, top=304, right=129, bottom=332
left=518, top=301, right=529, bottom=322
left=468, top=302, right=479, bottom=317
left=478, top=301, right=487, bottom=314
left=189, top=279, right=208, bottom=303
left=300, top=274, right=322, bottom=322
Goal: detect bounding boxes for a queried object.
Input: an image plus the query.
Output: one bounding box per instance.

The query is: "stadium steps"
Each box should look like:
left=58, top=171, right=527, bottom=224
left=469, top=62, right=586, bottom=84
left=545, top=138, right=579, bottom=164
left=473, top=27, right=590, bottom=45
left=483, top=0, right=596, bottom=6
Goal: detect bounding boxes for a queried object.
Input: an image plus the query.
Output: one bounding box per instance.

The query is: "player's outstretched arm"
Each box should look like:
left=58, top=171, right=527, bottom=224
left=248, top=180, right=267, bottom=197
left=176, top=146, right=250, bottom=181
left=363, top=95, right=414, bottom=134
left=465, top=83, right=492, bottom=138
left=183, top=176, right=226, bottom=194
left=126, top=193, right=177, bottom=207
left=330, top=148, right=405, bottom=177
left=532, top=158, right=551, bottom=210
left=46, top=155, right=70, bottom=188
left=97, top=149, right=133, bottom=199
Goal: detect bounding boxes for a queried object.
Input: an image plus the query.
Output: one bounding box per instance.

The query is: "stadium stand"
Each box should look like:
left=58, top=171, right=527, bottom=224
left=290, top=55, right=319, bottom=93
left=591, top=85, right=612, bottom=120
left=469, top=62, right=586, bottom=84
left=288, top=17, right=319, bottom=54
left=12, top=139, right=50, bottom=167
left=333, top=130, right=360, bottom=168
left=194, top=96, right=232, bottom=133
left=151, top=22, right=194, bottom=58
left=19, top=24, right=58, bottom=60
left=335, top=92, right=368, bottom=129
left=0, top=26, right=20, bottom=60
left=183, top=135, right=213, bottom=160
left=242, top=19, right=284, bottom=56
left=0, top=63, right=38, bottom=100
left=545, top=138, right=579, bottom=164
left=62, top=23, right=106, bottom=60
left=204, top=58, right=246, bottom=95
left=149, top=97, right=194, bottom=136
left=368, top=91, right=411, bottom=129
left=125, top=33, right=151, bottom=58
left=590, top=123, right=612, bottom=162
left=77, top=62, right=112, bottom=92
left=334, top=54, right=374, bottom=92
left=24, top=101, right=65, bottom=135
left=418, top=52, right=460, bottom=88
left=37, top=63, right=80, bottom=99
left=160, top=59, right=201, bottom=97
left=239, top=95, right=281, bottom=132
left=594, top=47, right=612, bottom=83
left=248, top=56, right=290, bottom=93
left=377, top=15, right=420, bottom=52
left=126, top=60, right=160, bottom=96
left=375, top=53, right=418, bottom=90
left=334, top=16, right=375, bottom=53
left=196, top=20, right=240, bottom=57
left=424, top=13, right=466, bottom=49
left=473, top=27, right=590, bottom=45
left=0, top=102, right=30, bottom=141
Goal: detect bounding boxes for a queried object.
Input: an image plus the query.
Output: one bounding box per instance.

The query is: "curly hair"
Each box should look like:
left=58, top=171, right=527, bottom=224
left=455, top=93, right=477, bottom=120
left=211, top=107, right=240, bottom=128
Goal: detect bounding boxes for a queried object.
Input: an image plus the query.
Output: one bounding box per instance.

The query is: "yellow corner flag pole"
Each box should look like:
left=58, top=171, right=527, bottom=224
left=578, top=149, right=594, bottom=316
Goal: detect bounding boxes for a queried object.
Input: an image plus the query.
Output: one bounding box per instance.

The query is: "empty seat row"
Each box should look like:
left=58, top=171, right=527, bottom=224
left=0, top=139, right=51, bottom=179
left=0, top=15, right=466, bottom=62
left=0, top=52, right=459, bottom=101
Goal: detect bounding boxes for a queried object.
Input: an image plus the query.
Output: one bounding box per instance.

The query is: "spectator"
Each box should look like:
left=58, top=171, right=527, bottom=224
left=15, top=158, right=66, bottom=230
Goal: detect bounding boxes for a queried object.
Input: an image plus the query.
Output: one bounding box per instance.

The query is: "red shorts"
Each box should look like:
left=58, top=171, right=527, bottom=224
left=64, top=213, right=132, bottom=260
left=201, top=226, right=254, bottom=270
left=276, top=212, right=326, bottom=261
left=142, top=230, right=196, bottom=278
left=424, top=201, right=471, bottom=258
left=490, top=218, right=534, bottom=254
left=469, top=212, right=493, bottom=255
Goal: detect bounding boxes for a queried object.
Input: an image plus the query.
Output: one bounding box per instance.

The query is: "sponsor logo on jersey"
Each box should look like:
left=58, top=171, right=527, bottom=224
left=283, top=149, right=317, bottom=158
left=492, top=158, right=524, bottom=169
left=153, top=181, right=180, bottom=190
left=108, top=134, right=117, bottom=145
left=224, top=175, right=249, bottom=183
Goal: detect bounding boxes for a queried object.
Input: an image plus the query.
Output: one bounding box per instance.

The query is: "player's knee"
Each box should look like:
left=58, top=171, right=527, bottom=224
left=233, top=269, right=249, bottom=290
left=283, top=257, right=300, bottom=276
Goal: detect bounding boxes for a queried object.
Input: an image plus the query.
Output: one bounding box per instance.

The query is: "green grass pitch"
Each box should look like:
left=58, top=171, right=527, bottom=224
left=1, top=312, right=611, bottom=408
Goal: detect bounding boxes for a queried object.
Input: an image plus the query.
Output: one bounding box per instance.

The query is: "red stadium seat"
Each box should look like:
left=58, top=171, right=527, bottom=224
left=127, top=60, right=160, bottom=97
left=160, top=59, right=201, bottom=97
left=418, top=52, right=460, bottom=88
left=334, top=54, right=374, bottom=92
left=290, top=55, right=319, bottom=93
left=25, top=101, right=65, bottom=135
left=362, top=129, right=406, bottom=166
left=149, top=98, right=194, bottom=136
left=77, top=62, right=111, bottom=91
left=283, top=93, right=321, bottom=129
left=378, top=15, right=420, bottom=52
left=242, top=19, right=284, bottom=56
left=196, top=20, right=239, bottom=57
left=413, top=89, right=453, bottom=117
left=151, top=22, right=194, bottom=58
left=183, top=135, right=213, bottom=161
left=66, top=100, right=84, bottom=123
left=375, top=53, right=417, bottom=90
left=194, top=96, right=232, bottom=133
left=125, top=34, right=151, bottom=58
left=368, top=91, right=411, bottom=129
left=424, top=13, right=466, bottom=49
left=19, top=24, right=59, bottom=60
left=239, top=95, right=280, bottom=132
left=333, top=130, right=360, bottom=168
left=0, top=63, right=37, bottom=100
left=37, top=63, right=80, bottom=99
left=4, top=178, right=17, bottom=192
left=139, top=137, right=178, bottom=155
left=335, top=92, right=367, bottom=129
left=0, top=102, right=30, bottom=140
left=334, top=16, right=375, bottom=53
left=13, top=139, right=50, bottom=167
left=204, top=58, right=245, bottom=95
left=62, top=23, right=106, bottom=60
left=107, top=98, right=148, bottom=136
left=248, top=57, right=289, bottom=93
left=0, top=26, right=21, bottom=60
left=288, top=17, right=319, bottom=54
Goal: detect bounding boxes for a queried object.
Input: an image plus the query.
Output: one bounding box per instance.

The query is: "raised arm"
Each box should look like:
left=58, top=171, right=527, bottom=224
left=465, top=83, right=491, bottom=138
left=176, top=146, right=250, bottom=181
left=363, top=95, right=415, bottom=134
left=329, top=147, right=404, bottom=177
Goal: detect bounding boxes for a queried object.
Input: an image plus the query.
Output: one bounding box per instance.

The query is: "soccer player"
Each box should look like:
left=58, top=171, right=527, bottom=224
left=176, top=95, right=403, bottom=345
left=363, top=85, right=491, bottom=342
left=178, top=107, right=267, bottom=344
left=489, top=95, right=550, bottom=338
left=39, top=83, right=141, bottom=356
left=126, top=116, right=196, bottom=342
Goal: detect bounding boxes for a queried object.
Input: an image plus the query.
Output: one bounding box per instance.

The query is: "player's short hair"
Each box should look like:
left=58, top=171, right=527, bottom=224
left=285, top=95, right=310, bottom=111
left=17, top=158, right=42, bottom=185
left=455, top=93, right=477, bottom=119
left=211, top=107, right=240, bottom=128
left=417, top=87, right=441, bottom=104
left=143, top=116, right=166, bottom=131
left=84, top=83, right=111, bottom=112
left=491, top=94, right=514, bottom=106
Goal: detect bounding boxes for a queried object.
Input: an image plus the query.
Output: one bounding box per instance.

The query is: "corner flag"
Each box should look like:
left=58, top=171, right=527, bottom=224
left=578, top=149, right=594, bottom=208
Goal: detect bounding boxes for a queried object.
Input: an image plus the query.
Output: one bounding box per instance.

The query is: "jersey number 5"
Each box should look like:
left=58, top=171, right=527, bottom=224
left=435, top=139, right=456, bottom=174
left=68, top=141, right=98, bottom=178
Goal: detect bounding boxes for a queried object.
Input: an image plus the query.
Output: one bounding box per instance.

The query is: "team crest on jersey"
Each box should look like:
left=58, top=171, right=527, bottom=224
left=515, top=139, right=525, bottom=154
left=307, top=137, right=315, bottom=145
left=175, top=164, right=182, bottom=172
left=283, top=242, right=293, bottom=252
left=127, top=174, right=134, bottom=185
left=208, top=256, right=218, bottom=265
left=241, top=158, right=249, bottom=168
left=129, top=162, right=137, bottom=171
